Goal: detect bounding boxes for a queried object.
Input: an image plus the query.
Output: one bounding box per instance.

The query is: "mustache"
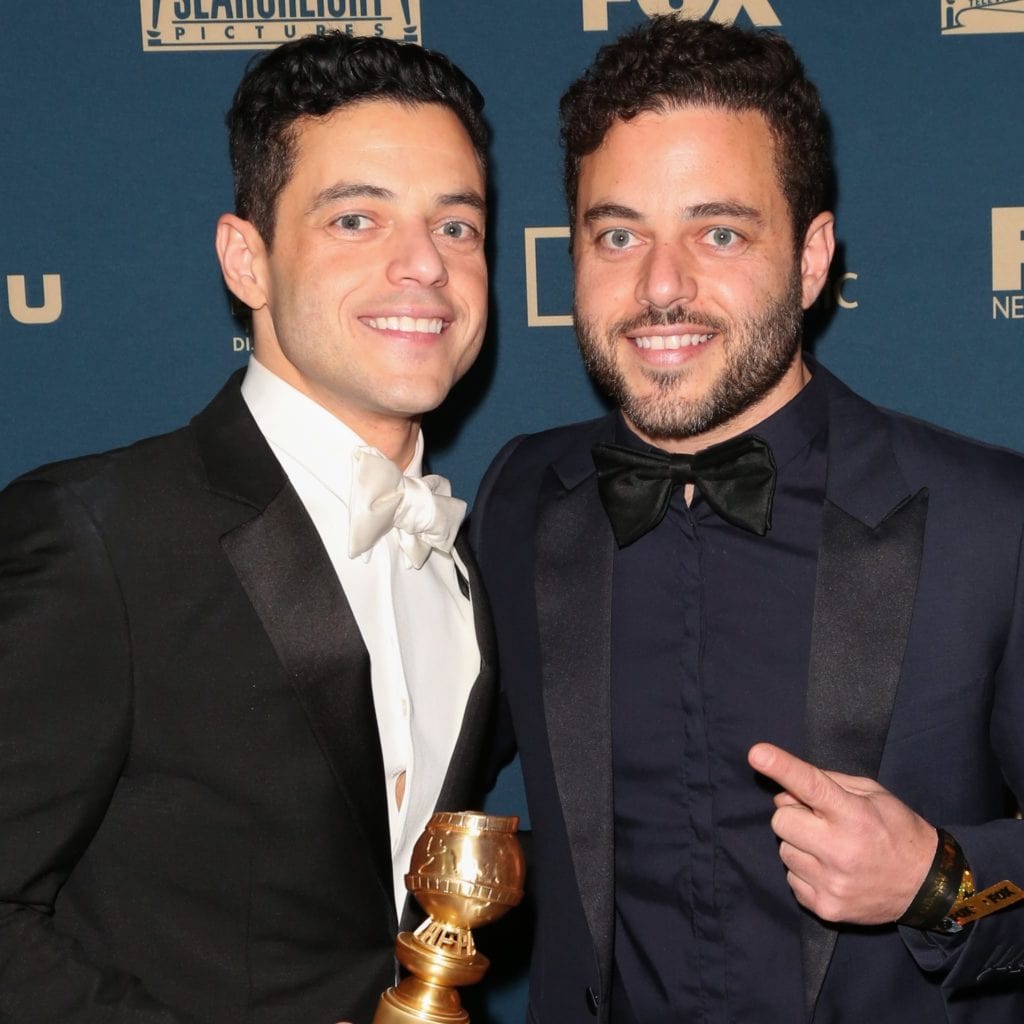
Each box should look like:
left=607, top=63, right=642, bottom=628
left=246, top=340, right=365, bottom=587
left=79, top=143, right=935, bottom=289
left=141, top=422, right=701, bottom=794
left=605, top=306, right=730, bottom=338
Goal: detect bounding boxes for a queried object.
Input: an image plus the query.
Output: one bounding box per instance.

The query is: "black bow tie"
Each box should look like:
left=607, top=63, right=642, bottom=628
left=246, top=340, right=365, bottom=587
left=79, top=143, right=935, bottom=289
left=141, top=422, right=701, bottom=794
left=591, top=434, right=777, bottom=547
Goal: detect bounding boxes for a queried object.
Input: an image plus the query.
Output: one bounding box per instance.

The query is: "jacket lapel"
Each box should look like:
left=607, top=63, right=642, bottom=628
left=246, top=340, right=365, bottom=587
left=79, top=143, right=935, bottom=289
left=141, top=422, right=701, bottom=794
left=434, top=534, right=498, bottom=815
left=800, top=373, right=929, bottom=1020
left=535, top=418, right=617, bottom=987
left=192, top=373, right=393, bottom=910
left=396, top=534, right=499, bottom=933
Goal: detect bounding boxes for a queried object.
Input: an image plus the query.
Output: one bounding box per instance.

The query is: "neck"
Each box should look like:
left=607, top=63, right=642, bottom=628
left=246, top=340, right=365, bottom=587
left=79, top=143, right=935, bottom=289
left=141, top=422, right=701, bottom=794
left=252, top=338, right=421, bottom=469
left=355, top=417, right=421, bottom=469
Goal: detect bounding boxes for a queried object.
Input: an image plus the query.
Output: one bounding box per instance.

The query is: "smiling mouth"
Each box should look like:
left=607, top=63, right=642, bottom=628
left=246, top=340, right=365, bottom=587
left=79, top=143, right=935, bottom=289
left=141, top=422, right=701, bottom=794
left=363, top=316, right=445, bottom=335
left=631, top=332, right=714, bottom=350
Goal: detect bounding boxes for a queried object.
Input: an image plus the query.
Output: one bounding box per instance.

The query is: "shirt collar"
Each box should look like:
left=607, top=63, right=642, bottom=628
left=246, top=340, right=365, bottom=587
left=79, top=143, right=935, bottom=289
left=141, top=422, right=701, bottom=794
left=239, top=355, right=425, bottom=506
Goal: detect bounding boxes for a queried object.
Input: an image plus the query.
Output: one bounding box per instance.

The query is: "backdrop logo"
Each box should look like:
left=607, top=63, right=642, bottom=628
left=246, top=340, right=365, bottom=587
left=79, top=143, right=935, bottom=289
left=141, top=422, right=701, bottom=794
left=583, top=0, right=780, bottom=32
left=941, top=0, right=1024, bottom=35
left=141, top=0, right=420, bottom=52
left=6, top=274, right=63, bottom=325
left=992, top=207, right=1024, bottom=320
left=525, top=228, right=572, bottom=327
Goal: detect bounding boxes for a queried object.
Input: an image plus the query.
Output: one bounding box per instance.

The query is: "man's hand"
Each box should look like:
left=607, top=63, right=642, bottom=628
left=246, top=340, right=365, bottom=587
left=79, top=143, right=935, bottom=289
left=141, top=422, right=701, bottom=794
left=748, top=742, right=937, bottom=925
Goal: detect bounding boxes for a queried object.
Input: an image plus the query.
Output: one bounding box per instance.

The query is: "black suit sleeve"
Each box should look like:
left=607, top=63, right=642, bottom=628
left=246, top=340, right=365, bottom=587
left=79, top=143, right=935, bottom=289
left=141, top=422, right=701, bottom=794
left=0, top=478, right=196, bottom=1022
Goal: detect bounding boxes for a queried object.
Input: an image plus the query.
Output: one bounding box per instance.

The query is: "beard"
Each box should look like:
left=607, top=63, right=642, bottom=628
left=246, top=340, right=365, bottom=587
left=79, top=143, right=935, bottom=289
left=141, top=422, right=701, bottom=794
left=574, top=269, right=805, bottom=443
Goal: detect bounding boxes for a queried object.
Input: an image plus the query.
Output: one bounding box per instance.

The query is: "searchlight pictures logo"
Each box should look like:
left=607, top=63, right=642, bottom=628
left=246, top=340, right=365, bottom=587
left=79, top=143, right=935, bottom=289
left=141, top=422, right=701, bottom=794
left=941, top=0, right=1024, bottom=35
left=141, top=0, right=421, bottom=52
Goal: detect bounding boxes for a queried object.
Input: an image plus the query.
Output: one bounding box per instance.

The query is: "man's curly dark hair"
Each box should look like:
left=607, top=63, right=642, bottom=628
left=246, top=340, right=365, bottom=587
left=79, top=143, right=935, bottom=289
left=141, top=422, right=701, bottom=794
left=227, top=32, right=487, bottom=245
left=560, top=16, right=831, bottom=247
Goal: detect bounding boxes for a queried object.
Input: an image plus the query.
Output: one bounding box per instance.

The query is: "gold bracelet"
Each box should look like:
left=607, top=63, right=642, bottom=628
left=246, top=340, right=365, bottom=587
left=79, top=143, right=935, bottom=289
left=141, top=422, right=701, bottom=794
left=952, top=866, right=976, bottom=908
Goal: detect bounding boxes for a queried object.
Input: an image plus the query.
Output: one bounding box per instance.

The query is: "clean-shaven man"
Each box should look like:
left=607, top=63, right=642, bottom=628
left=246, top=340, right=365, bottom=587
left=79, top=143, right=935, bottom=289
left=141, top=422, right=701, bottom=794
left=0, top=31, right=494, bottom=1024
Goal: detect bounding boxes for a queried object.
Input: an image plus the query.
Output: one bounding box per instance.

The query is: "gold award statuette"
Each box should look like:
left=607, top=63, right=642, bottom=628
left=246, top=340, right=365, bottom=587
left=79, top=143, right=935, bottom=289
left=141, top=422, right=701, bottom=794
left=373, top=811, right=525, bottom=1024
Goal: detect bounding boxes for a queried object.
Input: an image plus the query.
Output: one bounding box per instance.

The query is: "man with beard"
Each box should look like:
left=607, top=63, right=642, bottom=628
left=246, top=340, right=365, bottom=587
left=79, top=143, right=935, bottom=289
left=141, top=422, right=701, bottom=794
left=470, top=15, right=1024, bottom=1024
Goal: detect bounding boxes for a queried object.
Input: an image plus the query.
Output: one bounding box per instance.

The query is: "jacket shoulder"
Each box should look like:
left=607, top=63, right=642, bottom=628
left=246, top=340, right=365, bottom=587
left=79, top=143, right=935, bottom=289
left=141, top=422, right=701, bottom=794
left=819, top=364, right=1024, bottom=507
left=478, top=415, right=611, bottom=493
left=469, top=415, right=611, bottom=553
left=880, top=405, right=1024, bottom=497
left=10, top=422, right=198, bottom=500
left=7, top=371, right=251, bottom=505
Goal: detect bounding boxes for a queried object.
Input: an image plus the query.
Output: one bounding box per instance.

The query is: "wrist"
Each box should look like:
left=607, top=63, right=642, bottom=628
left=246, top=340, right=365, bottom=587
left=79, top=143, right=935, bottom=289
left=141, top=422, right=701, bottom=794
left=896, top=828, right=965, bottom=931
left=896, top=829, right=1024, bottom=934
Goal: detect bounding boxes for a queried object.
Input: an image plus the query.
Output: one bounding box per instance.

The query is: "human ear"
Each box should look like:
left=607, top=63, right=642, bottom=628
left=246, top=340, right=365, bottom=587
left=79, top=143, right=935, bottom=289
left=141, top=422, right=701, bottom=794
left=799, top=211, right=836, bottom=310
left=215, top=213, right=268, bottom=312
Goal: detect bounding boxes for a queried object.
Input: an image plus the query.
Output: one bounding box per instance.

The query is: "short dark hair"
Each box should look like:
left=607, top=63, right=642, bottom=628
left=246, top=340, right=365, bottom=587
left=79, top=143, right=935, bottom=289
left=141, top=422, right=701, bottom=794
left=227, top=32, right=487, bottom=245
left=560, top=16, right=830, bottom=246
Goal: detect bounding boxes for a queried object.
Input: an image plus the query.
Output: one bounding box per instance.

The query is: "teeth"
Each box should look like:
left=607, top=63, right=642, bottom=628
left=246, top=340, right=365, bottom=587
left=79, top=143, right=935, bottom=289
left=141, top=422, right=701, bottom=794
left=366, top=316, right=444, bottom=334
left=634, top=333, right=713, bottom=350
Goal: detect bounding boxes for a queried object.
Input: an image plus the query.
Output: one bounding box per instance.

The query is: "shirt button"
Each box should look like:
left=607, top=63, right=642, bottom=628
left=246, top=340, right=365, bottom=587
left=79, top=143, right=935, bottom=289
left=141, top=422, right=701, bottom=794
left=585, top=986, right=599, bottom=1016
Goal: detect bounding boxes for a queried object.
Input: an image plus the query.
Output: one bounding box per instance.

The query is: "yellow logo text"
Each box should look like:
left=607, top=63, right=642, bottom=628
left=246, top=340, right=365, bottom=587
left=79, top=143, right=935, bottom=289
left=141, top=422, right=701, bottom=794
left=941, top=0, right=1024, bottom=35
left=583, top=0, right=780, bottom=32
left=992, top=207, right=1024, bottom=319
left=6, top=274, right=63, bottom=325
left=141, top=0, right=420, bottom=52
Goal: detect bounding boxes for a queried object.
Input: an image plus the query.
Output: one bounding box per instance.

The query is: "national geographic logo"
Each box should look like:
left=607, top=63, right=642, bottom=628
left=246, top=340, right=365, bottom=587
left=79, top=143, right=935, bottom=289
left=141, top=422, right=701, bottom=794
left=583, top=0, right=781, bottom=32
left=941, top=0, right=1024, bottom=35
left=141, top=0, right=421, bottom=52
left=5, top=274, right=63, bottom=325
left=523, top=227, right=857, bottom=328
left=992, top=207, right=1024, bottom=320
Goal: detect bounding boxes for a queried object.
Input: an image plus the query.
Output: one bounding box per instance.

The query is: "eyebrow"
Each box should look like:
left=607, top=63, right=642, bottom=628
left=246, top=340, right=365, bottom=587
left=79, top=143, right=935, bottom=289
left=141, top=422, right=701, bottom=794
left=582, top=200, right=764, bottom=226
left=308, top=182, right=393, bottom=214
left=685, top=201, right=764, bottom=225
left=582, top=202, right=641, bottom=225
left=308, top=182, right=486, bottom=216
left=438, top=191, right=487, bottom=216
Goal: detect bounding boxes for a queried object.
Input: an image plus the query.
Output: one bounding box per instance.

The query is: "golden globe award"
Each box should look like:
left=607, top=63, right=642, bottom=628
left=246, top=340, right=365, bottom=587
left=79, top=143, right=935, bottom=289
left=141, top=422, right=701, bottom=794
left=373, top=811, right=525, bottom=1024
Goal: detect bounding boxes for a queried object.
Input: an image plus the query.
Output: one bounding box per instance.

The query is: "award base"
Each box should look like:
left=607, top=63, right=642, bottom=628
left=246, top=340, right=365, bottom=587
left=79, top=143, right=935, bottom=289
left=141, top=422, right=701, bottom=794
left=374, top=981, right=466, bottom=1024
left=372, top=928, right=490, bottom=1024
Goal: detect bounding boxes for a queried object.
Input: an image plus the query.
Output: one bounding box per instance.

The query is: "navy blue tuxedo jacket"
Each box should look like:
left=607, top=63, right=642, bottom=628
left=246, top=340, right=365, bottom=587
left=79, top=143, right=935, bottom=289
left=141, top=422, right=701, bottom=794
left=470, top=364, right=1024, bottom=1023
left=0, top=372, right=496, bottom=1024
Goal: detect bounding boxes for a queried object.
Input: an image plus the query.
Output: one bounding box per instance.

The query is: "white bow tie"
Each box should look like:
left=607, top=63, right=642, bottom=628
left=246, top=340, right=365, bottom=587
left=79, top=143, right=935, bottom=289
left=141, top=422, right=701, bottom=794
left=348, top=447, right=466, bottom=569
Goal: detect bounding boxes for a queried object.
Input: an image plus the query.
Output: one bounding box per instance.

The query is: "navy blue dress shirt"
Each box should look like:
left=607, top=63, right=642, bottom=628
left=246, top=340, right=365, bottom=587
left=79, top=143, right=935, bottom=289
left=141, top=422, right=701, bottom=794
left=609, top=372, right=830, bottom=1023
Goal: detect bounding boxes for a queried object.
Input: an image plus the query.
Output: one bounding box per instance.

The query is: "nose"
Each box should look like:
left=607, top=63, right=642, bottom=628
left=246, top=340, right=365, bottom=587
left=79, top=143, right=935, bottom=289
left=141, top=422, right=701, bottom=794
left=635, top=242, right=697, bottom=311
left=386, top=222, right=448, bottom=289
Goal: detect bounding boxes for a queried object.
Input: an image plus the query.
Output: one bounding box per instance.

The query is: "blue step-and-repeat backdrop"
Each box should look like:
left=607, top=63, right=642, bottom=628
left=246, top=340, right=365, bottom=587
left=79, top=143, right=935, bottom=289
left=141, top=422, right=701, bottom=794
left=3, top=2, right=1024, bottom=1020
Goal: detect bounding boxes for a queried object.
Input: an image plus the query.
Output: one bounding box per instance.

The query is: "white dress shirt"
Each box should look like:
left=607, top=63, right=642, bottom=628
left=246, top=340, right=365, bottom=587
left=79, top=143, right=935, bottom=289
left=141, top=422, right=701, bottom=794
left=241, top=357, right=480, bottom=916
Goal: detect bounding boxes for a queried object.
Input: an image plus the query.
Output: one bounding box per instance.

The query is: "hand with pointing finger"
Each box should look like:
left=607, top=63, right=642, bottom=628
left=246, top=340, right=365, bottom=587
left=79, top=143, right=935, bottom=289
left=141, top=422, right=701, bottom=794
left=748, top=742, right=938, bottom=926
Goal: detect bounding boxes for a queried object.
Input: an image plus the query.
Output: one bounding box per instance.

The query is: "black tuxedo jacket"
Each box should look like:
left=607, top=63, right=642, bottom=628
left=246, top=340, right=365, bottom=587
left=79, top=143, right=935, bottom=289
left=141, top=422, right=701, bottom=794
left=0, top=372, right=496, bottom=1024
left=471, top=365, right=1024, bottom=1023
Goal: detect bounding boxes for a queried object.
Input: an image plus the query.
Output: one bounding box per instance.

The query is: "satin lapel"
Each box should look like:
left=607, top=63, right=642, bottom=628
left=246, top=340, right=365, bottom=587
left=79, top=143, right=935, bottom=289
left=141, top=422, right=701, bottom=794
left=536, top=460, right=616, bottom=984
left=398, top=535, right=499, bottom=933
left=434, top=534, right=498, bottom=816
left=194, top=374, right=392, bottom=908
left=221, top=486, right=392, bottom=906
left=800, top=373, right=929, bottom=1020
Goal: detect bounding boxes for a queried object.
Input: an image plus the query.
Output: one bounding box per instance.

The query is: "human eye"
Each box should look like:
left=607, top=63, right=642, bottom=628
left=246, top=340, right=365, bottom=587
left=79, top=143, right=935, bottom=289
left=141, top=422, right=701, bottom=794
left=436, top=219, right=480, bottom=242
left=334, top=213, right=373, bottom=232
left=597, top=227, right=639, bottom=250
left=705, top=226, right=741, bottom=248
